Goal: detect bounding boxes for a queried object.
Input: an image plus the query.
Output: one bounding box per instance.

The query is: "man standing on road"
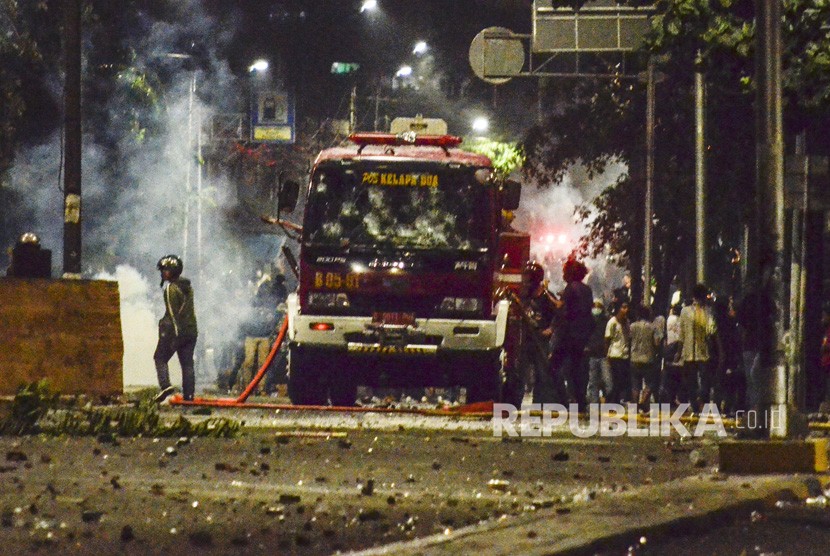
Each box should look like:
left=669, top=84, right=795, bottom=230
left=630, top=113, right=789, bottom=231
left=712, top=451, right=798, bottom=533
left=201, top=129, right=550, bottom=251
left=548, top=257, right=595, bottom=411
left=154, top=254, right=198, bottom=403
left=679, top=283, right=719, bottom=413
left=605, top=301, right=631, bottom=404
left=660, top=303, right=684, bottom=405
left=521, top=261, right=561, bottom=404
left=586, top=299, right=612, bottom=404
left=629, top=304, right=660, bottom=411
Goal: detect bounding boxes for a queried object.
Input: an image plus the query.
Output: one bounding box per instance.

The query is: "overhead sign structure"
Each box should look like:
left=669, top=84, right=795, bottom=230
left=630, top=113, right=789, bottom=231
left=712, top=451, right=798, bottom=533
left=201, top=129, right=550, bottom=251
left=469, top=2, right=655, bottom=82
left=533, top=0, right=653, bottom=53
left=251, top=89, right=295, bottom=144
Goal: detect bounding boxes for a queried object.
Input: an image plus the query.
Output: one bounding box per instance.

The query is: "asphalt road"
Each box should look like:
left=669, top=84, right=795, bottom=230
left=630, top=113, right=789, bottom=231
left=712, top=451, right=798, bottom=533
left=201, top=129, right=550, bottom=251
left=0, top=404, right=720, bottom=555
left=628, top=506, right=830, bottom=556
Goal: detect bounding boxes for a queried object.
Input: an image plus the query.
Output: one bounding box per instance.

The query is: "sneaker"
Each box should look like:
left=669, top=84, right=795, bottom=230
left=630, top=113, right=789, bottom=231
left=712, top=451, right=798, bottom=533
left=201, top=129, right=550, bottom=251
left=154, top=386, right=175, bottom=403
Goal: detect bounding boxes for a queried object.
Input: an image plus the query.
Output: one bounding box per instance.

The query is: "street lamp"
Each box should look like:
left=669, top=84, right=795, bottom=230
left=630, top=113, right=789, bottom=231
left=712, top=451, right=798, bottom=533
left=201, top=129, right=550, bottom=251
left=396, top=65, right=413, bottom=78
left=413, top=41, right=428, bottom=55
left=360, top=0, right=378, bottom=13
left=248, top=59, right=269, bottom=73
left=163, top=52, right=200, bottom=272
left=472, top=117, right=489, bottom=134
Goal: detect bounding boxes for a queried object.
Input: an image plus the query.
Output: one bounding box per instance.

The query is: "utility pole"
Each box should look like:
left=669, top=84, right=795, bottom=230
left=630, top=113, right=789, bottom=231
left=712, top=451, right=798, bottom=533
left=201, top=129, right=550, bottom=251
left=62, top=0, right=82, bottom=278
left=695, top=51, right=706, bottom=285
left=788, top=132, right=808, bottom=412
left=643, top=57, right=655, bottom=307
left=349, top=86, right=357, bottom=133
left=373, top=86, right=380, bottom=131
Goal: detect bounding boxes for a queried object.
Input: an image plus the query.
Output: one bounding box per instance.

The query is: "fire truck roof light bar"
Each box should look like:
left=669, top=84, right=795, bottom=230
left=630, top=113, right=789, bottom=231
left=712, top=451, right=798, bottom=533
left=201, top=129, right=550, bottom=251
left=349, top=132, right=463, bottom=152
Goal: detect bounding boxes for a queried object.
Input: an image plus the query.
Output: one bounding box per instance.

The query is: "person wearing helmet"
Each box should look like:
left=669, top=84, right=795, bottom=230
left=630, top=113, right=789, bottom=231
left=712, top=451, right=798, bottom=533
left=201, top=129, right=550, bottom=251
left=7, top=232, right=51, bottom=278
left=154, top=255, right=198, bottom=403
left=520, top=260, right=565, bottom=404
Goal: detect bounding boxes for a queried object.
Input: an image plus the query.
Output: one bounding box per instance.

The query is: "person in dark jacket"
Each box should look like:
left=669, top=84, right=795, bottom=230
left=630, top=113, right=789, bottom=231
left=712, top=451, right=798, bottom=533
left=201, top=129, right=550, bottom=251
left=713, top=297, right=744, bottom=415
left=549, top=257, right=594, bottom=410
left=154, top=254, right=198, bottom=402
left=520, top=261, right=561, bottom=404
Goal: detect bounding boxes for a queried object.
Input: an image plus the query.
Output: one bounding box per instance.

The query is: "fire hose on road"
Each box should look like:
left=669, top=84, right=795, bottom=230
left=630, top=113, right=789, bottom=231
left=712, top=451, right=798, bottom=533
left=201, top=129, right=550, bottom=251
left=166, top=295, right=830, bottom=430
left=168, top=317, right=494, bottom=417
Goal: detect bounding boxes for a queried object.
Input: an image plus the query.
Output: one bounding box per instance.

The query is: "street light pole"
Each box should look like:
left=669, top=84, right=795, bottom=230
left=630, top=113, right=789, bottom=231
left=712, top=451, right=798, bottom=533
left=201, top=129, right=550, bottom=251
left=182, top=73, right=195, bottom=262
left=195, top=89, right=203, bottom=285
left=695, top=51, right=706, bottom=285
left=643, top=57, right=655, bottom=307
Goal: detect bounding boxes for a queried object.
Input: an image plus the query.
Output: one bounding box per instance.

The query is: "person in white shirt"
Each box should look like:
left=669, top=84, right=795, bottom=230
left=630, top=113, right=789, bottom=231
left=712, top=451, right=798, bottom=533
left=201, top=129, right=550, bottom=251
left=659, top=303, right=684, bottom=404
left=604, top=301, right=631, bottom=404
left=629, top=305, right=661, bottom=409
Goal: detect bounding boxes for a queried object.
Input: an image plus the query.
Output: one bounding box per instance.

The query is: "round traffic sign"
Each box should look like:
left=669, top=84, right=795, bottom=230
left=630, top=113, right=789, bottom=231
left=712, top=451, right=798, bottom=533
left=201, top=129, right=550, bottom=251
left=469, top=27, right=524, bottom=85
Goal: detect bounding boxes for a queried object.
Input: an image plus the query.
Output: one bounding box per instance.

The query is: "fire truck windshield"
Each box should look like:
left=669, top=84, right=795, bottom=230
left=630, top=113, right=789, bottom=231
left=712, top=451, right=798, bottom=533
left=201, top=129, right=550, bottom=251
left=303, top=161, right=492, bottom=251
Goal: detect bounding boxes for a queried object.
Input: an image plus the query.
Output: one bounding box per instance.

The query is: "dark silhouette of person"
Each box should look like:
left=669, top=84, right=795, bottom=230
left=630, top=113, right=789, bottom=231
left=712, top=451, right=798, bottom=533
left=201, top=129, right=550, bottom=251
left=549, top=257, right=594, bottom=411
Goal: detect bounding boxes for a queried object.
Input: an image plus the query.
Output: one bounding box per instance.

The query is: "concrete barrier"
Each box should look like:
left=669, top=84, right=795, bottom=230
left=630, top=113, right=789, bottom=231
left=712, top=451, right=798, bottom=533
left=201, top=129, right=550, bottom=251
left=0, top=278, right=123, bottom=396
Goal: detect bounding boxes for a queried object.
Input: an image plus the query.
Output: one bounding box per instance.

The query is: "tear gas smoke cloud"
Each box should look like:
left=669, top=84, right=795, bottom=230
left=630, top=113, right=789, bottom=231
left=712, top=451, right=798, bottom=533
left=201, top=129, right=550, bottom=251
left=93, top=266, right=160, bottom=387
left=6, top=2, right=267, bottom=389
left=514, top=160, right=627, bottom=301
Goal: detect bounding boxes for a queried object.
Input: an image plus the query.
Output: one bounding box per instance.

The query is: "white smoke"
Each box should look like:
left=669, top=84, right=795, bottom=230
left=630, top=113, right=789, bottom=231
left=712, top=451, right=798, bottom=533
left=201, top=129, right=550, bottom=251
left=94, top=265, right=166, bottom=388
left=6, top=2, right=276, bottom=392
left=515, top=160, right=627, bottom=301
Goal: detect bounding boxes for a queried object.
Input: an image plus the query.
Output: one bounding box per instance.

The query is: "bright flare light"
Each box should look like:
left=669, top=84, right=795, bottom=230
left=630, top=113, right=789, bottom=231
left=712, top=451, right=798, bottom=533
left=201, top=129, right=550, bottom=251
left=396, top=65, right=413, bottom=77
left=248, top=59, right=269, bottom=72
left=413, top=41, right=428, bottom=55
left=360, top=0, right=378, bottom=12
left=557, top=234, right=567, bottom=244
left=472, top=117, right=489, bottom=133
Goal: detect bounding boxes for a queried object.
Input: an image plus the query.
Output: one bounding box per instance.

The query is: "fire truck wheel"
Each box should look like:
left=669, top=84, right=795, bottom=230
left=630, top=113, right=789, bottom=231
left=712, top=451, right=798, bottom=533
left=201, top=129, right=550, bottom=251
left=464, top=351, right=503, bottom=404
left=329, top=373, right=358, bottom=407
left=287, top=346, right=329, bottom=406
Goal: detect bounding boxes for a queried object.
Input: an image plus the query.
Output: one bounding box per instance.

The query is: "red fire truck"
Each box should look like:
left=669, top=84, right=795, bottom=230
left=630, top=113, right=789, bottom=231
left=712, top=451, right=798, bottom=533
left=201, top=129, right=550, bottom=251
left=278, top=126, right=530, bottom=406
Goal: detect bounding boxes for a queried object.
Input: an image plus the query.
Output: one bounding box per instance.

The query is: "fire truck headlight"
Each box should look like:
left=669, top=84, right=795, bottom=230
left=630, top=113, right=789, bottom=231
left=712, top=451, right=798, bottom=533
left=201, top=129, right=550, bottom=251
left=308, top=292, right=351, bottom=308
left=439, top=297, right=483, bottom=315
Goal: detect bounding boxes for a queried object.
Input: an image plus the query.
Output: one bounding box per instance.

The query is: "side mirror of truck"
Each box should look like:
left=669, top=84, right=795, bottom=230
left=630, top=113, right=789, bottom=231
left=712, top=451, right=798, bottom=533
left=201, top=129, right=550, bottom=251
left=279, top=180, right=300, bottom=213
left=502, top=179, right=521, bottom=211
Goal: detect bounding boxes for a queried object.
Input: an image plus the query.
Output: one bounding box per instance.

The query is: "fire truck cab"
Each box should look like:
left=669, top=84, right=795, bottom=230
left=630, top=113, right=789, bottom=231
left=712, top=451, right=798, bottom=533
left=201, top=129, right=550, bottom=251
left=281, top=126, right=528, bottom=406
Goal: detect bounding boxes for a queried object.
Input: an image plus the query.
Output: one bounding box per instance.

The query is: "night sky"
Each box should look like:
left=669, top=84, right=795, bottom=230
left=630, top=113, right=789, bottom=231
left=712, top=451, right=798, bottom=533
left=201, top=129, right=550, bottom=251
left=205, top=0, right=537, bottom=137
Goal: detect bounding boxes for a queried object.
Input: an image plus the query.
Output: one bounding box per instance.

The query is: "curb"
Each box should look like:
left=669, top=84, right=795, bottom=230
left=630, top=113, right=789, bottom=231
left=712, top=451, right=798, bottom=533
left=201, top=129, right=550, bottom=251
left=351, top=474, right=830, bottom=555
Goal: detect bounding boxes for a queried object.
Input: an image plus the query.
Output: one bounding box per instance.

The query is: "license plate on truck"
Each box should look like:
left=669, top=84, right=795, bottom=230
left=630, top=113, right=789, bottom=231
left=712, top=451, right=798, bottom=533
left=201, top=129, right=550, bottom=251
left=371, top=312, right=416, bottom=326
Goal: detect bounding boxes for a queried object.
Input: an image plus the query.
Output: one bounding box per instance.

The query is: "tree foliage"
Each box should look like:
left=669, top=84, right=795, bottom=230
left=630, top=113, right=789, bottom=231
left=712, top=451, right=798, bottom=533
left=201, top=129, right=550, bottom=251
left=465, top=138, right=525, bottom=177
left=0, top=0, right=46, bottom=173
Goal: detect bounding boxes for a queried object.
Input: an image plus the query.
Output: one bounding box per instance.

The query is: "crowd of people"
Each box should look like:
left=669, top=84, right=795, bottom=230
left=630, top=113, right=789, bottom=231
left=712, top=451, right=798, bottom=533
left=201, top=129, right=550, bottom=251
left=516, top=257, right=818, bottom=416
left=216, top=263, right=290, bottom=396
left=150, top=249, right=830, bottom=412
